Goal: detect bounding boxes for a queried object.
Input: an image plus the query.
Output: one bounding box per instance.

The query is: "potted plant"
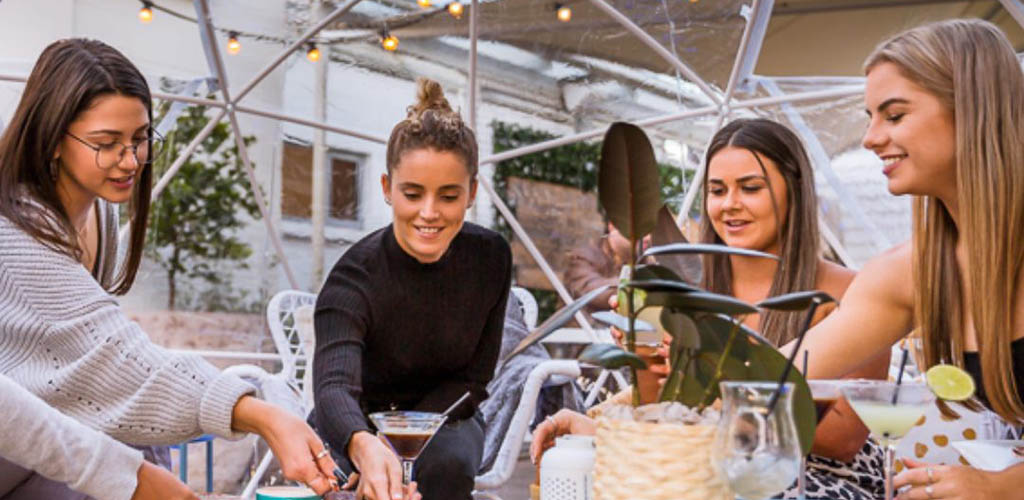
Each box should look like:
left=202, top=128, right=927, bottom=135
left=505, top=122, right=824, bottom=500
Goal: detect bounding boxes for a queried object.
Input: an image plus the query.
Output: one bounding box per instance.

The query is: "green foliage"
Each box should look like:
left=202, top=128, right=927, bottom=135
left=146, top=102, right=262, bottom=311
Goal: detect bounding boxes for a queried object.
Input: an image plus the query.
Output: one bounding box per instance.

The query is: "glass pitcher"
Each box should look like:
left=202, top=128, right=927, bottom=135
left=712, top=381, right=802, bottom=500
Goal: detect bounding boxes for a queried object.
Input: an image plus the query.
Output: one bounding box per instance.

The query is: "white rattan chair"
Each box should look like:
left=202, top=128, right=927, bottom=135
left=472, top=360, right=581, bottom=500
left=225, top=290, right=317, bottom=499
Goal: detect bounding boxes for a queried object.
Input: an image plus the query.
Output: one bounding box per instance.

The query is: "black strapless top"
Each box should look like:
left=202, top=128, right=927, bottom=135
left=962, top=336, right=1024, bottom=409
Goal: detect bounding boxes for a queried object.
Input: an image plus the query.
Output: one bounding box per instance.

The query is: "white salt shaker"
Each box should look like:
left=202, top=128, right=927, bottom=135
left=540, top=435, right=595, bottom=500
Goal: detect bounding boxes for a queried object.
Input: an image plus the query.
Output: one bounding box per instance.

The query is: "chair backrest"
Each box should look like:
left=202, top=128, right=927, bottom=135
left=511, top=286, right=538, bottom=330
left=266, top=290, right=318, bottom=390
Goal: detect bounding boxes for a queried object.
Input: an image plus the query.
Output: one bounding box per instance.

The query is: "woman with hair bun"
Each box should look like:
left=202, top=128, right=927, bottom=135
left=312, top=77, right=512, bottom=500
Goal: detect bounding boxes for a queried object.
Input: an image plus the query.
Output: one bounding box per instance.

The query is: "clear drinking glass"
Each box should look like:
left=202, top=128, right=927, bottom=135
left=712, top=381, right=803, bottom=500
left=841, top=380, right=935, bottom=500
left=368, top=411, right=447, bottom=485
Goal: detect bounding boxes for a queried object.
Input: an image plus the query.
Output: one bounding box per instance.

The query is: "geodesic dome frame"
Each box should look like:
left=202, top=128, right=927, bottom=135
left=3, top=0, right=1024, bottom=333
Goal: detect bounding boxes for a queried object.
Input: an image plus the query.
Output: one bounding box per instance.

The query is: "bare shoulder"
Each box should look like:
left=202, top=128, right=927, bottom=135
left=815, top=259, right=857, bottom=301
left=848, top=241, right=914, bottom=309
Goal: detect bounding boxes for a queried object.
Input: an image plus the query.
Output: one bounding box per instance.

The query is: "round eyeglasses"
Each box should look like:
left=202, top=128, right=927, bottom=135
left=66, top=131, right=164, bottom=169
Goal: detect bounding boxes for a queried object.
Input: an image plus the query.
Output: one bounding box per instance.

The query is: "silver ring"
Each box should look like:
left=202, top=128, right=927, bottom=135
left=926, top=466, right=935, bottom=483
left=315, top=448, right=330, bottom=460
left=925, top=485, right=934, bottom=498
left=545, top=415, right=557, bottom=428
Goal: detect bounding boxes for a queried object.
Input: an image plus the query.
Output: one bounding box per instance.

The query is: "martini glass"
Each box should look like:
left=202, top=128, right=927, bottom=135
left=841, top=380, right=934, bottom=500
left=369, top=411, right=447, bottom=485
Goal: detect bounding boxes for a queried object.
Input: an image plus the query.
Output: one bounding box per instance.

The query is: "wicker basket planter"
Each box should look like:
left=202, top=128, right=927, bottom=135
left=592, top=414, right=732, bottom=500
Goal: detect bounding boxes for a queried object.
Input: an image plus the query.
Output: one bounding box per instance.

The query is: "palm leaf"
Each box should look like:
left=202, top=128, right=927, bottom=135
left=650, top=204, right=702, bottom=284
left=578, top=343, right=648, bottom=370
left=757, top=290, right=836, bottom=311
left=642, top=243, right=779, bottom=262
left=598, top=123, right=661, bottom=246
left=591, top=310, right=655, bottom=332
left=502, top=285, right=611, bottom=363
left=645, top=291, right=758, bottom=316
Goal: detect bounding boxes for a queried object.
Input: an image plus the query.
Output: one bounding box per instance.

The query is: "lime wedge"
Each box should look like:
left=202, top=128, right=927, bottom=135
left=925, top=364, right=976, bottom=401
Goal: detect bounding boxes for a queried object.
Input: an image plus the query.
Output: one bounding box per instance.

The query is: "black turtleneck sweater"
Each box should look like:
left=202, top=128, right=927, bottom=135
left=312, top=222, right=512, bottom=454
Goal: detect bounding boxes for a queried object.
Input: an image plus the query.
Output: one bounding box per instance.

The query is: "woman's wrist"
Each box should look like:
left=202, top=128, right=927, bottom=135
left=231, top=395, right=273, bottom=434
left=347, top=431, right=377, bottom=468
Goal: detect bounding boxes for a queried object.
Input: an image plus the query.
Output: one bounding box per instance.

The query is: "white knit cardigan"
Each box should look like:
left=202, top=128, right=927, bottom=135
left=0, top=202, right=256, bottom=494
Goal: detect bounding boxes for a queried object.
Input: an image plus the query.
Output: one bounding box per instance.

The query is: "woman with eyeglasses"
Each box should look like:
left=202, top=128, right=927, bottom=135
left=0, top=39, right=349, bottom=499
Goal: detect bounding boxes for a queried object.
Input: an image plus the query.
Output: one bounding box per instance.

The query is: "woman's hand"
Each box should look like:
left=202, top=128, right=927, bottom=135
left=131, top=461, right=198, bottom=500
left=894, top=458, right=1023, bottom=500
left=231, top=396, right=340, bottom=495
left=529, top=409, right=597, bottom=465
left=349, top=431, right=421, bottom=500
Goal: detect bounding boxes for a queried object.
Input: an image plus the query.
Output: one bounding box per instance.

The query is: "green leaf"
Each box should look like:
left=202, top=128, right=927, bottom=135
left=694, top=315, right=816, bottom=454
left=625, top=279, right=699, bottom=294
left=634, top=264, right=683, bottom=282
left=645, top=291, right=758, bottom=316
left=757, top=290, right=837, bottom=311
left=598, top=123, right=662, bottom=246
left=642, top=243, right=779, bottom=262
left=650, top=204, right=702, bottom=284
left=591, top=310, right=655, bottom=332
left=660, top=309, right=699, bottom=350
left=503, top=284, right=612, bottom=363
left=578, top=344, right=648, bottom=370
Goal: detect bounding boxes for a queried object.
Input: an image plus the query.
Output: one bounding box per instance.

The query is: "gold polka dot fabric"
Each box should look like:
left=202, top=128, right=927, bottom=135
left=895, top=402, right=984, bottom=466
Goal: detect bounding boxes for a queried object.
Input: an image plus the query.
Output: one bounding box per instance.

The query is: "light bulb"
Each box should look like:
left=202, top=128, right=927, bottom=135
left=447, top=1, right=464, bottom=18
left=227, top=32, right=241, bottom=55
left=556, top=5, right=572, bottom=22
left=381, top=34, right=399, bottom=52
left=138, top=4, right=153, bottom=23
left=306, top=45, right=321, bottom=62
left=417, top=0, right=431, bottom=7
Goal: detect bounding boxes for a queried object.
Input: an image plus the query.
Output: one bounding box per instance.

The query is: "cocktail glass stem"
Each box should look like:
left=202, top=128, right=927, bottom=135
left=401, top=459, right=413, bottom=485
left=883, top=441, right=896, bottom=500
left=797, top=455, right=806, bottom=499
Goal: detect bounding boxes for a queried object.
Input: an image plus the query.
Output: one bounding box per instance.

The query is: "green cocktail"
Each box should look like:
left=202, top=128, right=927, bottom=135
left=842, top=381, right=934, bottom=500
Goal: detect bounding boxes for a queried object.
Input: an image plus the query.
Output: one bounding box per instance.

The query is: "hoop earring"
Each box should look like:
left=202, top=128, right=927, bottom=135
left=385, top=198, right=392, bottom=206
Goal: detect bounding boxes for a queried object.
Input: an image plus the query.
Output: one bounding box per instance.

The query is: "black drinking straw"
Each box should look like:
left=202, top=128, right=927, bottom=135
left=767, top=298, right=823, bottom=413
left=891, top=347, right=910, bottom=405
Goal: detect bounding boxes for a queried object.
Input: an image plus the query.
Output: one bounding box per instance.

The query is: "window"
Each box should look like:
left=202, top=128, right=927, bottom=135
left=281, top=140, right=360, bottom=223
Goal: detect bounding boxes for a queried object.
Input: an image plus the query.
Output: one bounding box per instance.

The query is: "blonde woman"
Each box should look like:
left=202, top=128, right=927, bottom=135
left=791, top=19, right=1024, bottom=499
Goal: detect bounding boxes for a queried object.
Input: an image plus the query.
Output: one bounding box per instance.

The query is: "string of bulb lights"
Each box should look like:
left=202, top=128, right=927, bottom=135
left=136, top=0, right=578, bottom=56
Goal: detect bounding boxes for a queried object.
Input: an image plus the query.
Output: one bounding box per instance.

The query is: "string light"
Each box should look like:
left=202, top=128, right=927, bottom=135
left=138, top=1, right=153, bottom=23
left=380, top=29, right=399, bottom=51
left=447, top=1, right=464, bottom=19
left=556, top=4, right=572, bottom=22
left=417, top=0, right=431, bottom=7
left=306, top=43, right=321, bottom=62
left=227, top=31, right=241, bottom=54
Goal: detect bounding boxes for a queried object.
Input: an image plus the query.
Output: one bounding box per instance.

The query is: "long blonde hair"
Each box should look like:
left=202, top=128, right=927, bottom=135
left=865, top=19, right=1024, bottom=423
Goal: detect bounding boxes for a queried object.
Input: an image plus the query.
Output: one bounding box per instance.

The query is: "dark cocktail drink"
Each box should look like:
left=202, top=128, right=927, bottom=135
left=383, top=430, right=435, bottom=460
left=369, top=411, right=447, bottom=485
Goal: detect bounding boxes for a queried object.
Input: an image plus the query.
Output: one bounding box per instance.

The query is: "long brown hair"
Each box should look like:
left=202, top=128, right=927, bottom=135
left=865, top=19, right=1024, bottom=423
left=0, top=39, right=153, bottom=295
left=385, top=77, right=478, bottom=177
left=700, top=118, right=821, bottom=345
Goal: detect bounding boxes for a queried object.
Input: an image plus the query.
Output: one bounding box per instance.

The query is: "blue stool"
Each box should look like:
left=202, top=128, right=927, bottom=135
left=172, top=434, right=215, bottom=493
